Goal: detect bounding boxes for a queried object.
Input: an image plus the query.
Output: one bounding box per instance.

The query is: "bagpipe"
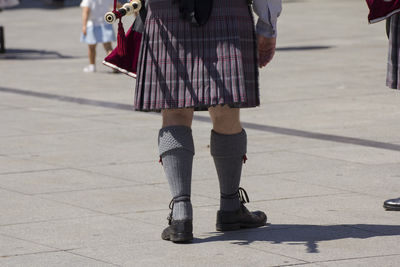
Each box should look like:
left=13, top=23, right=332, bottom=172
left=102, top=0, right=214, bottom=77
left=102, top=0, right=146, bottom=78
left=366, top=0, right=400, bottom=23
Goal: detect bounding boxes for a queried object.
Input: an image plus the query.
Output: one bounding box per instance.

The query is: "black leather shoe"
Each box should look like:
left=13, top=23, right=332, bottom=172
left=161, top=196, right=193, bottom=243
left=161, top=220, right=193, bottom=243
left=383, top=197, right=400, bottom=211
left=216, top=188, right=267, bottom=231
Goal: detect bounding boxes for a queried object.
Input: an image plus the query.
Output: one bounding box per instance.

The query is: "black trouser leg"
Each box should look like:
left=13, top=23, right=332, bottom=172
left=0, top=26, right=5, bottom=54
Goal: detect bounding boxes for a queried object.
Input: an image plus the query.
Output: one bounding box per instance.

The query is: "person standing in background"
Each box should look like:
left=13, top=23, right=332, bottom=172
left=384, top=15, right=400, bottom=211
left=80, top=0, right=119, bottom=72
left=0, top=0, right=19, bottom=53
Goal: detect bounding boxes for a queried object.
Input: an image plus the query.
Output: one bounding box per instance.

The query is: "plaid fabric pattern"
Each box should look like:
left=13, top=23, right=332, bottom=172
left=134, top=0, right=259, bottom=111
left=387, top=14, right=400, bottom=89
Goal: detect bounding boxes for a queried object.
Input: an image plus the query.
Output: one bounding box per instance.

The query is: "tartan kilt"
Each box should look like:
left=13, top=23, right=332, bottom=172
left=134, top=0, right=260, bottom=111
left=387, top=14, right=400, bottom=89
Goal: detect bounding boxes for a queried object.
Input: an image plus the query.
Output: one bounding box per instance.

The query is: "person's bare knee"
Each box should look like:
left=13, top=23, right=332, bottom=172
left=209, top=105, right=242, bottom=134
left=162, top=108, right=194, bottom=128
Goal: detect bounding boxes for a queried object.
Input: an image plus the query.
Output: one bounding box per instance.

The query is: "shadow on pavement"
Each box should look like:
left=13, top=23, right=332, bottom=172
left=194, top=224, right=400, bottom=253
left=277, top=45, right=334, bottom=52
left=0, top=48, right=77, bottom=60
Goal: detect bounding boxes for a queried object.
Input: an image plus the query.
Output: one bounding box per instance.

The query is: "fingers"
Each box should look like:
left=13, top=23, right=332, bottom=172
left=178, top=0, right=196, bottom=23
left=259, top=49, right=275, bottom=68
left=257, top=35, right=277, bottom=68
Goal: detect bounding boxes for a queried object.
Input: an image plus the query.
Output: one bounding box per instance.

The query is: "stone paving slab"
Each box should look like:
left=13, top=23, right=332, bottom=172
left=0, top=168, right=136, bottom=195
left=0, top=189, right=98, bottom=226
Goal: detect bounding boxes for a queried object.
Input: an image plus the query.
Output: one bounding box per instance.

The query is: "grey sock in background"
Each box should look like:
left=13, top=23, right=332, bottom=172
left=210, top=129, right=247, bottom=211
left=159, top=126, right=195, bottom=221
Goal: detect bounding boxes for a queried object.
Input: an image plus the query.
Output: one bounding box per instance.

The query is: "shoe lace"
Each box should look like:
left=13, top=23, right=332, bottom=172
left=238, top=187, right=250, bottom=204
left=220, top=187, right=250, bottom=204
left=167, top=195, right=191, bottom=225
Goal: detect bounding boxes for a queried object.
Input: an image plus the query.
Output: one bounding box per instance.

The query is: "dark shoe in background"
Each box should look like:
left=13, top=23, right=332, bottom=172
left=383, top=197, right=400, bottom=211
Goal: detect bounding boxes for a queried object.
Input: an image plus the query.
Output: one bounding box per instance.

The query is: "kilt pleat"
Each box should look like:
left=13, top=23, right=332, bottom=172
left=135, top=0, right=259, bottom=111
left=387, top=14, right=400, bottom=90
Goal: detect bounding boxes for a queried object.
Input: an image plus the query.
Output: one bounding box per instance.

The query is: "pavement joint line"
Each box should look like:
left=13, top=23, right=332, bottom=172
left=0, top=124, right=147, bottom=138
left=282, top=149, right=375, bottom=166
left=0, top=214, right=105, bottom=228
left=70, top=166, right=166, bottom=184
left=110, top=203, right=221, bottom=217
left=0, top=167, right=68, bottom=176
left=291, top=149, right=400, bottom=166
left=250, top=192, right=354, bottom=203
left=5, top=154, right=151, bottom=170
left=65, top=250, right=121, bottom=267
left=34, top=180, right=166, bottom=195
left=34, top=195, right=113, bottom=216
left=2, top=86, right=400, bottom=152
left=0, top=232, right=83, bottom=255
left=0, top=166, right=145, bottom=186
left=273, top=262, right=325, bottom=267
left=276, top=177, right=399, bottom=199
left=0, top=248, right=77, bottom=259
left=0, top=186, right=35, bottom=196
left=274, top=175, right=380, bottom=196
left=31, top=183, right=142, bottom=196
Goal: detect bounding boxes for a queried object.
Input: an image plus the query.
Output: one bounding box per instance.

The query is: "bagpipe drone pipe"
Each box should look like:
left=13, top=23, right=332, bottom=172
left=102, top=0, right=146, bottom=78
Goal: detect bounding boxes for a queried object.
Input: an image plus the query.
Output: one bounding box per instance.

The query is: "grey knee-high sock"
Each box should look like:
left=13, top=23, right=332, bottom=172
left=159, top=126, right=195, bottom=221
left=210, top=129, right=247, bottom=211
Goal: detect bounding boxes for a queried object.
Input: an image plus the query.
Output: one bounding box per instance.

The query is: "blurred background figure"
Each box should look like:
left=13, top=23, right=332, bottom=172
left=383, top=14, right=400, bottom=211
left=0, top=0, right=19, bottom=53
left=80, top=0, right=117, bottom=73
left=0, top=0, right=19, bottom=8
left=52, top=0, right=65, bottom=7
left=365, top=0, right=400, bottom=212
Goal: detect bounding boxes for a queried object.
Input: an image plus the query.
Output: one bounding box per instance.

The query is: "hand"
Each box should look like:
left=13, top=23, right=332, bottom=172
left=82, top=25, right=87, bottom=36
left=257, top=35, right=276, bottom=68
left=174, top=0, right=196, bottom=24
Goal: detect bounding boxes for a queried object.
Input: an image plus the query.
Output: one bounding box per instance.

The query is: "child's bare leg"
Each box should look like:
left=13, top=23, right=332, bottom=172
left=88, top=44, right=96, bottom=64
left=103, top=42, right=113, bottom=55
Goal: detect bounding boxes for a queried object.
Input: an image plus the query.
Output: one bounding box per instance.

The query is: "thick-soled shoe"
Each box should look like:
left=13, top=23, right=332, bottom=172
left=216, top=188, right=267, bottom=231
left=161, top=220, right=193, bottom=243
left=383, top=197, right=400, bottom=211
left=216, top=204, right=267, bottom=231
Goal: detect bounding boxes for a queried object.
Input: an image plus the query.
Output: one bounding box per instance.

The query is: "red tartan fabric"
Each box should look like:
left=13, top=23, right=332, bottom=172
left=366, top=0, right=400, bottom=23
left=134, top=0, right=259, bottom=111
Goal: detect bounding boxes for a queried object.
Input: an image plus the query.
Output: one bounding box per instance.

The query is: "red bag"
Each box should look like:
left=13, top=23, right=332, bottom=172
left=366, top=0, right=400, bottom=23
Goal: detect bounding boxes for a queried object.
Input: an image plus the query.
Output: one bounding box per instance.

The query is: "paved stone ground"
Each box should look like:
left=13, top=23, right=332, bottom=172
left=1, top=0, right=400, bottom=266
